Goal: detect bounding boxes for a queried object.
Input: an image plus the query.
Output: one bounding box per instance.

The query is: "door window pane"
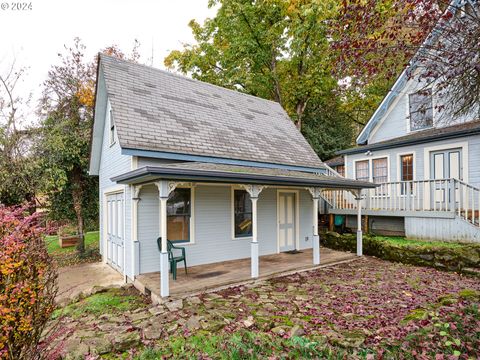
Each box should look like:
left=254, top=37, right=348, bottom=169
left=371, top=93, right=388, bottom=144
left=400, top=154, right=414, bottom=181
left=355, top=161, right=369, bottom=181
left=372, top=158, right=388, bottom=184
left=434, top=153, right=445, bottom=179
left=234, top=190, right=252, bottom=237
left=167, top=188, right=191, bottom=242
left=449, top=151, right=461, bottom=179
left=409, top=89, right=433, bottom=131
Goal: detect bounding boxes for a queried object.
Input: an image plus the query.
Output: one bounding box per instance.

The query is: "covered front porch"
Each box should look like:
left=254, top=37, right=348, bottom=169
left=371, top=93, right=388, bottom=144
left=134, top=247, right=356, bottom=300
left=112, top=162, right=375, bottom=298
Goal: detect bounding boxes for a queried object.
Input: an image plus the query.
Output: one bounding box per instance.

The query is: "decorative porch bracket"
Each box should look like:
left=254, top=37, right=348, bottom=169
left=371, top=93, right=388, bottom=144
left=352, top=189, right=363, bottom=257
left=132, top=185, right=143, bottom=277
left=306, top=187, right=322, bottom=265
left=240, top=184, right=266, bottom=278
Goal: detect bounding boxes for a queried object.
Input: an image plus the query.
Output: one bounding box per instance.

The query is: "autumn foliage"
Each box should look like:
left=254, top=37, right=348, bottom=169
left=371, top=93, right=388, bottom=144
left=0, top=205, right=57, bottom=359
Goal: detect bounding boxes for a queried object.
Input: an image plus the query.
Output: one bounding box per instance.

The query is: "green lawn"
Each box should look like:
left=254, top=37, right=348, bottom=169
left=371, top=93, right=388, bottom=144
left=45, top=231, right=101, bottom=266
left=374, top=236, right=463, bottom=248
left=45, top=231, right=99, bottom=254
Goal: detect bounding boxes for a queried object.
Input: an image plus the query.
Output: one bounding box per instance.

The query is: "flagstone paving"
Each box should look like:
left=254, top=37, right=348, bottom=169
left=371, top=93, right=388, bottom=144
left=42, top=257, right=480, bottom=359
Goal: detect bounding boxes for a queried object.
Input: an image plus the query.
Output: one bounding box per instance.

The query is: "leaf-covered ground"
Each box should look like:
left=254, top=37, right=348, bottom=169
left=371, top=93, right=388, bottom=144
left=42, top=258, right=480, bottom=359
left=45, top=231, right=101, bottom=267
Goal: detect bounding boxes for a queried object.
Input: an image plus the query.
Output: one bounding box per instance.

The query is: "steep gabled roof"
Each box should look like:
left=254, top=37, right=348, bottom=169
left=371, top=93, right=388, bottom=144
left=96, top=54, right=324, bottom=170
left=356, top=0, right=476, bottom=145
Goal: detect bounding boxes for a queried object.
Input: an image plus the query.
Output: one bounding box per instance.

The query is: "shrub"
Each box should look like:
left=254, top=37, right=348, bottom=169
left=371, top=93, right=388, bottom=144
left=322, top=232, right=480, bottom=274
left=0, top=204, right=57, bottom=359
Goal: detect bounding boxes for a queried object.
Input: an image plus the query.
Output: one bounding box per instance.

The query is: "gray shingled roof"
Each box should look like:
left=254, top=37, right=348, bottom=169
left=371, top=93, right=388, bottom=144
left=100, top=54, right=324, bottom=169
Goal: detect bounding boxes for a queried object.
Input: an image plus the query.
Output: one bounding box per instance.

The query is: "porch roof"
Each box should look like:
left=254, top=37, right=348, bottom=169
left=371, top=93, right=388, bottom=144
left=111, top=162, right=376, bottom=189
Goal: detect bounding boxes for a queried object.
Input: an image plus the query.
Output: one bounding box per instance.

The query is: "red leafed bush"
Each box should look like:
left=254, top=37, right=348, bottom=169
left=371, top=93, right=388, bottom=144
left=0, top=204, right=57, bottom=359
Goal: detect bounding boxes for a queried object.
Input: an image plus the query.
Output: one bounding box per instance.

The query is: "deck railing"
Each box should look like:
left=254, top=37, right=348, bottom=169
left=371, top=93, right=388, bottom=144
left=323, top=178, right=480, bottom=227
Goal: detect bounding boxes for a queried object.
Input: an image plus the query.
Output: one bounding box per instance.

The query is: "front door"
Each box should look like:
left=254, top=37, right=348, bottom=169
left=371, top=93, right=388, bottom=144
left=106, top=192, right=124, bottom=272
left=430, top=148, right=462, bottom=208
left=278, top=192, right=296, bottom=252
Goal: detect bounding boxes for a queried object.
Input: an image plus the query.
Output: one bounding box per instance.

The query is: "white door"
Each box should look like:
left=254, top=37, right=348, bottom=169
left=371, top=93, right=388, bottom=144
left=278, top=192, right=296, bottom=252
left=430, top=149, right=462, bottom=208
left=106, top=192, right=124, bottom=271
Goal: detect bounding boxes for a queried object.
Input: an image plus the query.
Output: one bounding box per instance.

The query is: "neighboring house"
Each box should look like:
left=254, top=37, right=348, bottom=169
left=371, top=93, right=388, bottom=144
left=325, top=1, right=480, bottom=242
left=89, top=54, right=374, bottom=297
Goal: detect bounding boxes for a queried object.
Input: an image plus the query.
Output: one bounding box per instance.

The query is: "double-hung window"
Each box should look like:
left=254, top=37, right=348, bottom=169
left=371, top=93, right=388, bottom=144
left=409, top=89, right=433, bottom=131
left=167, top=188, right=191, bottom=243
left=233, top=189, right=252, bottom=238
left=372, top=158, right=388, bottom=184
left=355, top=160, right=369, bottom=182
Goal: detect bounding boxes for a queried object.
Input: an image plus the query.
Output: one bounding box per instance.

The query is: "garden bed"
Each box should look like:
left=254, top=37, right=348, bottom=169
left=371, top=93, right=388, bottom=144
left=45, top=231, right=101, bottom=267
left=322, top=232, right=480, bottom=275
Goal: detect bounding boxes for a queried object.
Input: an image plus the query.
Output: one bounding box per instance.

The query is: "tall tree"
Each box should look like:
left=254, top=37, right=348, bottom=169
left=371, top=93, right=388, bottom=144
left=0, top=58, right=39, bottom=206
left=165, top=0, right=342, bottom=131
left=37, top=38, right=96, bottom=253
left=333, top=0, right=480, bottom=118
left=37, top=39, right=141, bottom=254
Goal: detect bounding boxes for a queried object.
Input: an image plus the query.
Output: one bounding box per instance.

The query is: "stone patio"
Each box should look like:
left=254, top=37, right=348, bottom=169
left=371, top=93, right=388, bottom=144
left=134, top=248, right=356, bottom=301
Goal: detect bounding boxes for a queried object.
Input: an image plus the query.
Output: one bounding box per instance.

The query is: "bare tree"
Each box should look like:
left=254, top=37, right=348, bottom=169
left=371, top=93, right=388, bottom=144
left=0, top=57, right=38, bottom=206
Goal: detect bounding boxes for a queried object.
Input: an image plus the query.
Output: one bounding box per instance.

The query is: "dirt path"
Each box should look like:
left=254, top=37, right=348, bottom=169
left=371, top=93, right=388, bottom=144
left=56, top=262, right=124, bottom=304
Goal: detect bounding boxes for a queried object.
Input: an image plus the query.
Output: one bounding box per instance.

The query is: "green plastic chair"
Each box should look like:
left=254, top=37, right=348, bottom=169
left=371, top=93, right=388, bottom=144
left=157, top=237, right=187, bottom=280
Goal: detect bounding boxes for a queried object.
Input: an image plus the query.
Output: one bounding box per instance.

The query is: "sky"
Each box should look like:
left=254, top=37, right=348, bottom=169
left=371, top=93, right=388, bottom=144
left=0, top=0, right=215, bottom=121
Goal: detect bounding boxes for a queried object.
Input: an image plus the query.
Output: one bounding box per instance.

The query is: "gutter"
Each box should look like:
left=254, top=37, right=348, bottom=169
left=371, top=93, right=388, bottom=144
left=111, top=166, right=377, bottom=189
left=338, top=127, right=480, bottom=155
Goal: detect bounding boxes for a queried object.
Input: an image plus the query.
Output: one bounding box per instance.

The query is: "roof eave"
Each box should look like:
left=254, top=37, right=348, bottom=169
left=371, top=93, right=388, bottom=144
left=111, top=166, right=376, bottom=189
left=339, top=126, right=480, bottom=155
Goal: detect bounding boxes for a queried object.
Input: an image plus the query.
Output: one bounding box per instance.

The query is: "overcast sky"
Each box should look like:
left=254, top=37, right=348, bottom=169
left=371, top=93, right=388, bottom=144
left=0, top=0, right=214, bottom=120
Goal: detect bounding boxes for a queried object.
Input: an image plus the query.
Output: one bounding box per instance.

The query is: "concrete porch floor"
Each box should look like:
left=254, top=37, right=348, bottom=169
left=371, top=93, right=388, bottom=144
left=134, top=248, right=357, bottom=300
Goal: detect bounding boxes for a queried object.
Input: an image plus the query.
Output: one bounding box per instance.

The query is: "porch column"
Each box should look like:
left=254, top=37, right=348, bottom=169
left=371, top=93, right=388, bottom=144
left=131, top=185, right=143, bottom=277
left=251, top=196, right=259, bottom=278
left=307, top=187, right=322, bottom=265
left=155, top=180, right=172, bottom=297
left=355, top=190, right=363, bottom=256
left=241, top=185, right=265, bottom=278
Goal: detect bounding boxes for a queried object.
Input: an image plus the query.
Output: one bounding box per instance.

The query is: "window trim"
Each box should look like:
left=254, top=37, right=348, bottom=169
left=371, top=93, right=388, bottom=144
left=407, top=88, right=434, bottom=133
left=167, top=186, right=195, bottom=245
left=353, top=159, right=370, bottom=182
left=396, top=151, right=416, bottom=197
left=353, top=155, right=390, bottom=198
left=396, top=151, right=416, bottom=183
left=231, top=186, right=253, bottom=240
left=109, top=108, right=116, bottom=147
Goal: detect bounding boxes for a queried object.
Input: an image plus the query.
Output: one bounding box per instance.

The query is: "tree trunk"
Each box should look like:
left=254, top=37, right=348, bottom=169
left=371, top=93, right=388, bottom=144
left=295, top=99, right=307, bottom=131
left=71, top=166, right=85, bottom=254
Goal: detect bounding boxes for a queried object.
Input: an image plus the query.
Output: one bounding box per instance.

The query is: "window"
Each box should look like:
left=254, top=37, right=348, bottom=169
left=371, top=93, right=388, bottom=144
left=355, top=160, right=369, bottom=181
left=409, top=89, right=433, bottom=131
left=400, top=154, right=414, bottom=195
left=400, top=154, right=414, bottom=182
left=372, top=158, right=388, bottom=184
left=233, top=190, right=252, bottom=238
left=167, top=188, right=191, bottom=242
left=336, top=165, right=345, bottom=177
left=109, top=109, right=115, bottom=145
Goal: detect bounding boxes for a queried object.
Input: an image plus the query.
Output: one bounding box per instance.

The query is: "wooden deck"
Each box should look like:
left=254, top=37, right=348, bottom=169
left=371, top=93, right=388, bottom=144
left=135, top=248, right=356, bottom=300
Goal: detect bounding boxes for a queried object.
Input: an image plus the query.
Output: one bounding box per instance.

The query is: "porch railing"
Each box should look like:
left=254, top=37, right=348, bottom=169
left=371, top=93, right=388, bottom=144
left=323, top=178, right=480, bottom=227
